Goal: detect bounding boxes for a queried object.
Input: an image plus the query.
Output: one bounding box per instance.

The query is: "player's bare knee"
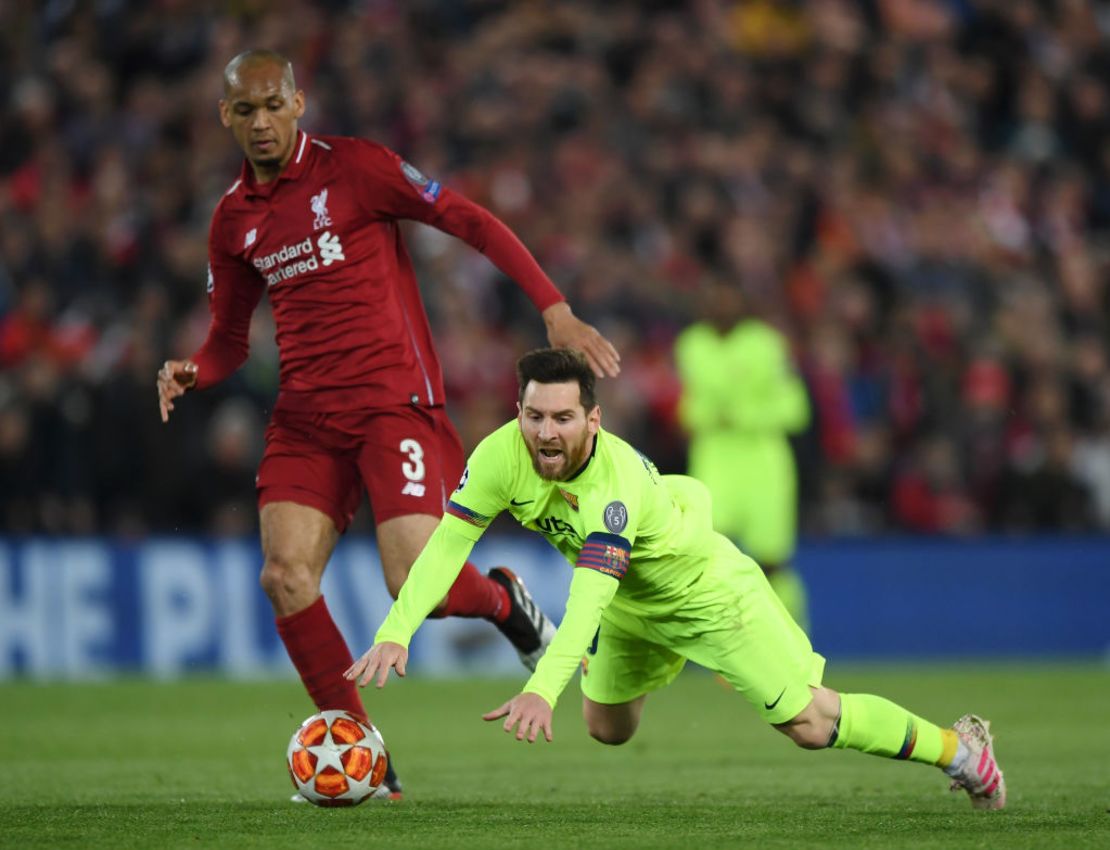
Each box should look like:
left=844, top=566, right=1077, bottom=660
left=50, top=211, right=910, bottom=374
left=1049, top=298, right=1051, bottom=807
left=259, top=555, right=317, bottom=606
left=587, top=723, right=635, bottom=746
left=584, top=705, right=639, bottom=745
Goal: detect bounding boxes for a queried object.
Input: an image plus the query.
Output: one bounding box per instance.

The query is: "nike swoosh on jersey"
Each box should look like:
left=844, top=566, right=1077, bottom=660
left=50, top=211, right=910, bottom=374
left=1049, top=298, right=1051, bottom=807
left=764, top=687, right=787, bottom=711
left=510, top=498, right=534, bottom=506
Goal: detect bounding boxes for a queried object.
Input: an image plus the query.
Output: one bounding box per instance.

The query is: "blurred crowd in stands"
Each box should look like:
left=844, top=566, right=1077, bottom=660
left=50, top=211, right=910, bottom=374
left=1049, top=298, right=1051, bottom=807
left=2, top=0, right=1109, bottom=538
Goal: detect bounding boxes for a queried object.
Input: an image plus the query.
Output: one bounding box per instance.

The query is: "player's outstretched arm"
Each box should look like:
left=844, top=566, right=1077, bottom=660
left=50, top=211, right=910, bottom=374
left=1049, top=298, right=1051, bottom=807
left=156, top=360, right=198, bottom=422
left=482, top=692, right=553, bottom=743
left=542, top=302, right=621, bottom=379
left=345, top=641, right=408, bottom=688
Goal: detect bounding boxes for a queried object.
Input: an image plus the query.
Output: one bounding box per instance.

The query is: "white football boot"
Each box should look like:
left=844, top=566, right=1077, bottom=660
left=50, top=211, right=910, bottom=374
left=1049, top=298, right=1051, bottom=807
left=945, top=714, right=1006, bottom=810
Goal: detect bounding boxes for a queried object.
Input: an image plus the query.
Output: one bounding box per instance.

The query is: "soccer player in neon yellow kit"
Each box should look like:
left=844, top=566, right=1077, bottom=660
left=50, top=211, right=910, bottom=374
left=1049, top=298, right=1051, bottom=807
left=346, top=349, right=1005, bottom=810
left=675, top=282, right=810, bottom=627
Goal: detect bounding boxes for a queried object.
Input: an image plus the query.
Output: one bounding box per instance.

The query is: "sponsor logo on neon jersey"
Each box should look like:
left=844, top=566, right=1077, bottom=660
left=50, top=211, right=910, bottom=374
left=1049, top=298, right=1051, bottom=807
left=535, top=515, right=582, bottom=544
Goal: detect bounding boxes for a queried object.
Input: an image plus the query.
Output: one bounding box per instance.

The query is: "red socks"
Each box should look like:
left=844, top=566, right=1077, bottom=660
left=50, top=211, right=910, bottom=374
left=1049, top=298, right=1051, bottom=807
left=277, top=569, right=510, bottom=717
left=275, top=595, right=368, bottom=721
left=431, top=562, right=510, bottom=622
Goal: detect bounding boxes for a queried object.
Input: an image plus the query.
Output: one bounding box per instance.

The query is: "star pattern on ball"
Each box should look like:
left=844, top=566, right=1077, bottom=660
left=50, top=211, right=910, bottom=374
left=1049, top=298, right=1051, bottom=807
left=306, top=730, right=352, bottom=775
left=286, top=710, right=388, bottom=806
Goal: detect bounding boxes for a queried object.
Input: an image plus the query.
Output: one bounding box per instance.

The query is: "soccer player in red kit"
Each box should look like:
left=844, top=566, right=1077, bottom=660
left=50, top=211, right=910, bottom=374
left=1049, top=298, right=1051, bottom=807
left=156, top=49, right=620, bottom=799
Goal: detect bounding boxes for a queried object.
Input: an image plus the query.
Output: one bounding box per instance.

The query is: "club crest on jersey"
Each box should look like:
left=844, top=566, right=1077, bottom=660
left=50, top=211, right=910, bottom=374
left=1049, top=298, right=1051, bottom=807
left=559, top=488, right=579, bottom=512
left=310, top=188, right=332, bottom=230
left=603, top=501, right=628, bottom=533
left=400, top=160, right=442, bottom=203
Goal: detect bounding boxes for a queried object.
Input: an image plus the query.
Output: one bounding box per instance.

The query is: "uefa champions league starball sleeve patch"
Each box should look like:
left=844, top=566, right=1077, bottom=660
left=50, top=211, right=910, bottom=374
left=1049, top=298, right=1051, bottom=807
left=603, top=501, right=628, bottom=533
left=400, top=161, right=442, bottom=203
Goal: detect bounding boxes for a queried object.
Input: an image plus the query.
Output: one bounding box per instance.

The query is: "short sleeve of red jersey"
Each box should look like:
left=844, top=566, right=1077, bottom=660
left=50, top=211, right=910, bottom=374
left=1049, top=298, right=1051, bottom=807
left=190, top=202, right=265, bottom=390
left=347, top=140, right=564, bottom=312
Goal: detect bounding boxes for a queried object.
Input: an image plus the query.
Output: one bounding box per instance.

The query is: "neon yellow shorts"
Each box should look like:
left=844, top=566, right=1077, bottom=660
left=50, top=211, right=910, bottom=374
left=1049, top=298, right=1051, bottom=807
left=579, top=536, right=824, bottom=725
left=689, top=437, right=798, bottom=564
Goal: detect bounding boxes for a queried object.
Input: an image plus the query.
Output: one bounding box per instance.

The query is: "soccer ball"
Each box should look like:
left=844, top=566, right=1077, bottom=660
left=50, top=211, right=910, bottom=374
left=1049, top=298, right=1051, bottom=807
left=286, top=710, right=388, bottom=806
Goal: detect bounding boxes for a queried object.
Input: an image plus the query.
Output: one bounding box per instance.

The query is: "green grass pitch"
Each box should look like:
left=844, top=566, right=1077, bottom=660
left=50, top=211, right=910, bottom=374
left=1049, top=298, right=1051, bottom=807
left=1, top=664, right=1108, bottom=849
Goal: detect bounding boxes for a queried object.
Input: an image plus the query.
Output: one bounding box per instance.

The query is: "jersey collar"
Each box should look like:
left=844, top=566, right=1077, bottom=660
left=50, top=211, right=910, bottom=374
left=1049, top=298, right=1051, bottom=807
left=240, top=130, right=311, bottom=197
left=564, top=431, right=599, bottom=482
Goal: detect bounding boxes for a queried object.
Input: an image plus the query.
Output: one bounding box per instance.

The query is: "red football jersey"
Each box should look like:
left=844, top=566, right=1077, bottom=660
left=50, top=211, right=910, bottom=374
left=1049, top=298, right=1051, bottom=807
left=192, top=131, right=563, bottom=412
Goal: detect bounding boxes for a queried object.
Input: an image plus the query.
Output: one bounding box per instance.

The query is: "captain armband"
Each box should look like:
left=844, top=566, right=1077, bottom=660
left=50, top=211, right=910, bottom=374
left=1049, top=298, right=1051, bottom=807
left=575, top=532, right=631, bottom=581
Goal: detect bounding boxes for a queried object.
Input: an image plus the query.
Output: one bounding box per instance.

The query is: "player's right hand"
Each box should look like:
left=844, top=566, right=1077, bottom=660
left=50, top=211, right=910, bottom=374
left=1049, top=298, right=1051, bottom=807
left=345, top=641, right=408, bottom=688
left=157, top=359, right=198, bottom=422
left=482, top=691, right=554, bottom=743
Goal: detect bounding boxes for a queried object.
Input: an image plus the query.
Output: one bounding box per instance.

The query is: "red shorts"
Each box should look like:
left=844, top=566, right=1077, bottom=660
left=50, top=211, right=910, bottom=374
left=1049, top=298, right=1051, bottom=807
left=256, top=405, right=465, bottom=532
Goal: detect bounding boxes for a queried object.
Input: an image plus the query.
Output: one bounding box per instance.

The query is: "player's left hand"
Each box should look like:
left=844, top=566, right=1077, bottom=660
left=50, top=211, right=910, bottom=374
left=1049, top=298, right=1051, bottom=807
left=482, top=691, right=553, bottom=743
left=542, top=302, right=621, bottom=379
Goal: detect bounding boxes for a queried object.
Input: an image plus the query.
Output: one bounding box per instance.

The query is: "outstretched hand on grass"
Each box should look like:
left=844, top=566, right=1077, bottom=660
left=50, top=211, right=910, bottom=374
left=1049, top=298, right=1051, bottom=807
left=345, top=641, right=408, bottom=688
left=483, top=692, right=553, bottom=743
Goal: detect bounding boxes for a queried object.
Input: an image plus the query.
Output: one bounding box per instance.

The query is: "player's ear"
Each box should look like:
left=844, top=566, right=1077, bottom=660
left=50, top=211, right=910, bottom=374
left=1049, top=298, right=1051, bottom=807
left=218, top=99, right=232, bottom=128
left=587, top=404, right=601, bottom=434
left=292, top=89, right=306, bottom=119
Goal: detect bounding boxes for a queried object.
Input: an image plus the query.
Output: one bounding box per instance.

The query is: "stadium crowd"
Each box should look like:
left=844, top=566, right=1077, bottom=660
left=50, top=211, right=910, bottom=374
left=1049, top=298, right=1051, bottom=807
left=1, top=0, right=1109, bottom=538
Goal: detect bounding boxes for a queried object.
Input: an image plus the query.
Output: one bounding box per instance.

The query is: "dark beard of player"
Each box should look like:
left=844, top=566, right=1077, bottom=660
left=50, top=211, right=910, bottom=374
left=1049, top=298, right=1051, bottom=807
left=528, top=429, right=594, bottom=482
left=251, top=153, right=283, bottom=169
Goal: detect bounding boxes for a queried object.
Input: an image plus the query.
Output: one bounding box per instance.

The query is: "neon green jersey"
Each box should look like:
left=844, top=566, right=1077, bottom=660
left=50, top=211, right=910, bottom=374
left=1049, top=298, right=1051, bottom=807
left=675, top=318, right=809, bottom=435
left=374, top=419, right=717, bottom=707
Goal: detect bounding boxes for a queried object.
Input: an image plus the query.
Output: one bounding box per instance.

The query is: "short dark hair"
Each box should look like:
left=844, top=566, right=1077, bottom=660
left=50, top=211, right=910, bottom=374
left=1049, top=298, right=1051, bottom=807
left=516, top=348, right=597, bottom=411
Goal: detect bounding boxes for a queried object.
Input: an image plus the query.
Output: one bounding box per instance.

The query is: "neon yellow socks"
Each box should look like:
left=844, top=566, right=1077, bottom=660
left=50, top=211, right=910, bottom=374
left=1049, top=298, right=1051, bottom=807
left=830, top=693, right=959, bottom=767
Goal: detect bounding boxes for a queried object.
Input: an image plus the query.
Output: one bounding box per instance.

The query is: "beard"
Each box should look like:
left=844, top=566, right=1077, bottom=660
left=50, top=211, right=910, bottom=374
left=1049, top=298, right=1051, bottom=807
left=528, top=435, right=590, bottom=481
left=250, top=153, right=283, bottom=169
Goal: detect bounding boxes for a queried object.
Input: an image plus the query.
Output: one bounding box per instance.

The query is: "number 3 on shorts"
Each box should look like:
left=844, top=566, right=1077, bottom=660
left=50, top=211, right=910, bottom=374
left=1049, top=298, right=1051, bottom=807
left=400, top=438, right=425, bottom=483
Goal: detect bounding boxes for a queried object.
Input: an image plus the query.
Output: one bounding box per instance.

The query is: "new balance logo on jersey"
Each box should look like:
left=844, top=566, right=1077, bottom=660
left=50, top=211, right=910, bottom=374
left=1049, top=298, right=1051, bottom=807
left=401, top=481, right=426, bottom=497
left=243, top=228, right=257, bottom=248
left=310, top=188, right=332, bottom=230
left=318, top=231, right=345, bottom=266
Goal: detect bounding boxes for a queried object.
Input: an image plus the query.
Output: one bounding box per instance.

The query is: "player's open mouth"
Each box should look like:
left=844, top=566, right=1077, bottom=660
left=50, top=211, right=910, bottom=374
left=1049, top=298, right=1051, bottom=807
left=539, top=449, right=562, bottom=459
